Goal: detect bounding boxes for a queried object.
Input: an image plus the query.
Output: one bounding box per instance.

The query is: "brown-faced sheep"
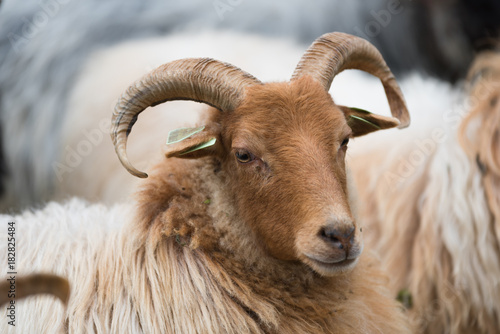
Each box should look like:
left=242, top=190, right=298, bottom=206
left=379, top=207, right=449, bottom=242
left=1, top=32, right=412, bottom=333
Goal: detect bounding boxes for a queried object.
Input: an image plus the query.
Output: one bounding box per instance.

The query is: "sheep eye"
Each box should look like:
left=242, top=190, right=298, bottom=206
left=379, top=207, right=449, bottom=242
left=341, top=137, right=350, bottom=147
left=235, top=150, right=253, bottom=163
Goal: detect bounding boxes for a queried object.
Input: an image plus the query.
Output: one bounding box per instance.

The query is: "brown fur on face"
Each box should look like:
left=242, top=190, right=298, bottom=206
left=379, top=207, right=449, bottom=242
left=219, top=77, right=359, bottom=273
left=159, top=75, right=371, bottom=276
left=127, top=144, right=411, bottom=334
left=160, top=74, right=403, bottom=277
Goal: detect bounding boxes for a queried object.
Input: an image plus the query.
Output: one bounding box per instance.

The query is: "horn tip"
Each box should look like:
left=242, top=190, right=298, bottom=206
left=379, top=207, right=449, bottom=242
left=397, top=117, right=411, bottom=129
left=137, top=172, right=149, bottom=179
left=129, top=169, right=148, bottom=179
left=118, top=155, right=149, bottom=178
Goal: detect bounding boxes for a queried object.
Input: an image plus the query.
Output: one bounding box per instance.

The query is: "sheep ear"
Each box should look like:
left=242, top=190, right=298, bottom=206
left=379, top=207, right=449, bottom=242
left=340, top=106, right=400, bottom=137
left=164, top=125, right=220, bottom=159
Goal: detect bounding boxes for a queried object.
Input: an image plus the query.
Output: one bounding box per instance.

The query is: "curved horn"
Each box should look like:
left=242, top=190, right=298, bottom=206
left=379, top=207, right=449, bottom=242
left=0, top=274, right=70, bottom=306
left=292, top=32, right=410, bottom=128
left=111, top=58, right=262, bottom=178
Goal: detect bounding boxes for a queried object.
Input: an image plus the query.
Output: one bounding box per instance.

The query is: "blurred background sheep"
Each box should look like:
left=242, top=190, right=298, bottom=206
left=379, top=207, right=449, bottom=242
left=347, top=50, right=500, bottom=333
left=1, top=0, right=499, bottom=211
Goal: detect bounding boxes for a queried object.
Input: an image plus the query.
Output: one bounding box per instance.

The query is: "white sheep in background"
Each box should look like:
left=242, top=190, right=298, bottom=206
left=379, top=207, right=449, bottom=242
left=53, top=31, right=306, bottom=206
left=347, top=50, right=500, bottom=333
left=0, top=32, right=412, bottom=333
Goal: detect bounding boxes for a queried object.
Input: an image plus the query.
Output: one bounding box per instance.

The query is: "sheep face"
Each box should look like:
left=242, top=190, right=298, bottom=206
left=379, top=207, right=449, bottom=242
left=166, top=76, right=387, bottom=275
left=221, top=76, right=361, bottom=275
left=111, top=33, right=409, bottom=277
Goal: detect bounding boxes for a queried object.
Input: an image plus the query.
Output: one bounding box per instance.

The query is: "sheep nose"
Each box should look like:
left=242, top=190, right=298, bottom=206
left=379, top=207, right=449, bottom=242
left=319, top=225, right=355, bottom=251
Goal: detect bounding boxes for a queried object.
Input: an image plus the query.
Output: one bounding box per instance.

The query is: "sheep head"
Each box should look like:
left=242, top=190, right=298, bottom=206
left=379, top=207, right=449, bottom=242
left=111, top=32, right=409, bottom=276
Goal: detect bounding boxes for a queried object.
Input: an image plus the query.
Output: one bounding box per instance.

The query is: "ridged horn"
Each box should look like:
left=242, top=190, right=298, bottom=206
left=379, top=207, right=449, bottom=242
left=292, top=32, right=410, bottom=128
left=111, top=58, right=262, bottom=178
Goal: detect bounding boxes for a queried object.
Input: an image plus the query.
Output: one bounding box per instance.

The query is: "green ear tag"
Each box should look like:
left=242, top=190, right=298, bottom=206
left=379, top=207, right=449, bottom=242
left=349, top=115, right=381, bottom=129
left=179, top=138, right=217, bottom=155
left=167, top=126, right=205, bottom=145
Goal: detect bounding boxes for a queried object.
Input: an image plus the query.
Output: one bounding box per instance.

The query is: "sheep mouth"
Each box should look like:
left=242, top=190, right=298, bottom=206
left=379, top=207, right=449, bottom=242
left=303, top=254, right=359, bottom=274
left=310, top=256, right=357, bottom=267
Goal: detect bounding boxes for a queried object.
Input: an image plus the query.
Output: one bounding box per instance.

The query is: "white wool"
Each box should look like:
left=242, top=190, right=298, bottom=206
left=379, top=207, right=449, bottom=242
left=0, top=199, right=128, bottom=333
left=57, top=31, right=305, bottom=205
left=426, top=131, right=500, bottom=313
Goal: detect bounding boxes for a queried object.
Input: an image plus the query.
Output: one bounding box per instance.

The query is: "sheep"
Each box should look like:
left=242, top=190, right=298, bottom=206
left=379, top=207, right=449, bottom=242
left=347, top=50, right=500, bottom=333
left=1, top=32, right=412, bottom=333
left=2, top=0, right=499, bottom=212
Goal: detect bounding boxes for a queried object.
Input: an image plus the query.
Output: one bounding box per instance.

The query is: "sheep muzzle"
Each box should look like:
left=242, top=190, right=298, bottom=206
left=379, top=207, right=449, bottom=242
left=294, top=212, right=362, bottom=276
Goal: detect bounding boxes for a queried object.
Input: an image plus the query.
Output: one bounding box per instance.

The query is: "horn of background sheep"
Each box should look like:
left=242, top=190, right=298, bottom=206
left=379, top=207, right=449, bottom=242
left=111, top=58, right=262, bottom=178
left=291, top=32, right=410, bottom=128
left=0, top=274, right=70, bottom=306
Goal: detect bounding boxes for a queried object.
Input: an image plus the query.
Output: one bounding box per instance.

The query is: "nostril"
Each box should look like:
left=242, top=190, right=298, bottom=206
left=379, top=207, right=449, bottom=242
left=321, top=228, right=341, bottom=245
left=319, top=225, right=355, bottom=250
